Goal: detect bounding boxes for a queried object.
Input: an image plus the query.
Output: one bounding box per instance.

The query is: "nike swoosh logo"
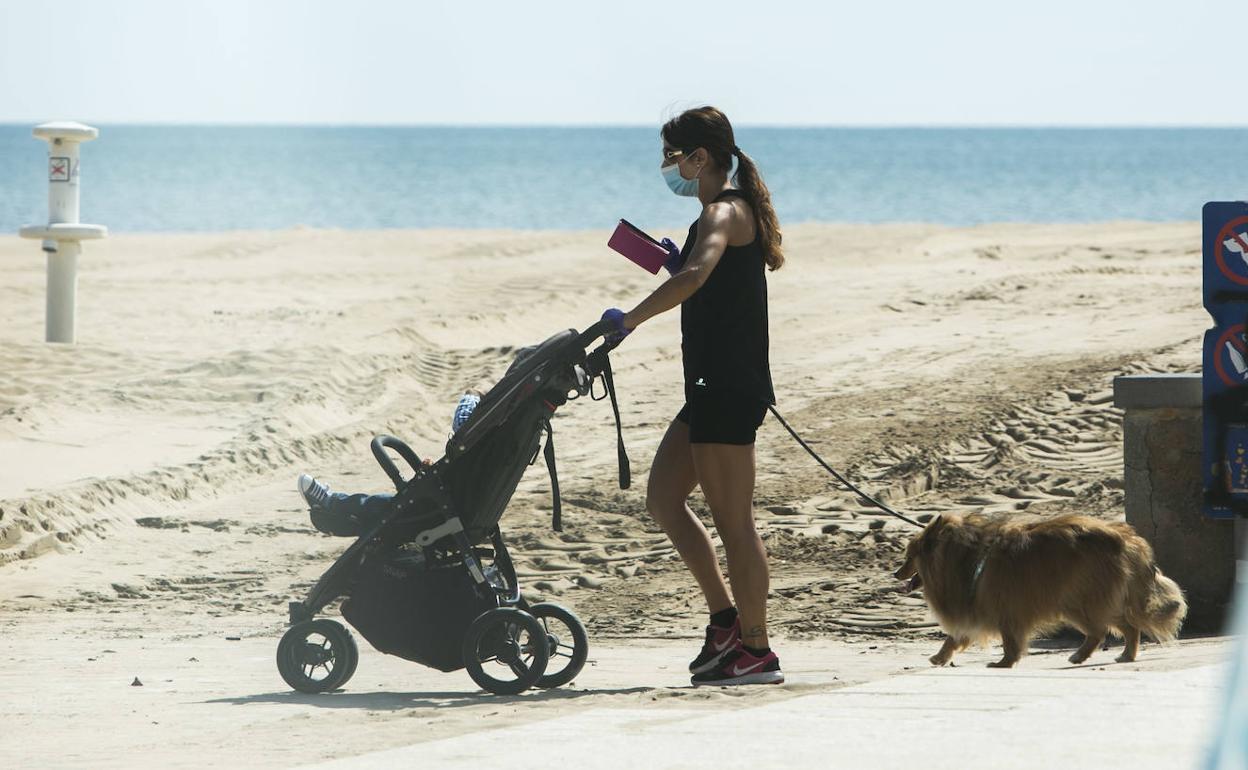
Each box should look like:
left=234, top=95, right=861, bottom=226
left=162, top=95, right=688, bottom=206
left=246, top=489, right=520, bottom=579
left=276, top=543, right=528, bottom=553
left=730, top=659, right=767, bottom=677
left=712, top=636, right=735, bottom=653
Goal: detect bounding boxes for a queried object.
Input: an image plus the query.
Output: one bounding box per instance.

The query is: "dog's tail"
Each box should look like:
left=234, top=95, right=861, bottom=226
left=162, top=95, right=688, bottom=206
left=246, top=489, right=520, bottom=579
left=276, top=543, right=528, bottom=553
left=1135, top=567, right=1188, bottom=642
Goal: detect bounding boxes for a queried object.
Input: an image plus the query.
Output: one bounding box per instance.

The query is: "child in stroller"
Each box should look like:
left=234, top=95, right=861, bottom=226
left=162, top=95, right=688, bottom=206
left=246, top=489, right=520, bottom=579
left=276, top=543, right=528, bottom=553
left=295, top=387, right=483, bottom=537
left=276, top=320, right=629, bottom=696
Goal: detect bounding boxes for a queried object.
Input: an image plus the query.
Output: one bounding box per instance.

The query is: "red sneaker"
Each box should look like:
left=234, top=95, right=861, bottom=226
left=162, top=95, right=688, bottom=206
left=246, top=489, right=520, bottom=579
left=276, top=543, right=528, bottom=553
left=688, top=618, right=741, bottom=674
left=691, top=642, right=784, bottom=686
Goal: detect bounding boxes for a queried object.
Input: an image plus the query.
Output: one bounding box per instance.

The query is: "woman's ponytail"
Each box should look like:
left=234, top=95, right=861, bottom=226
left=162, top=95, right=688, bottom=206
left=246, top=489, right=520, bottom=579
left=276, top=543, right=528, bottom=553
left=732, top=147, right=784, bottom=271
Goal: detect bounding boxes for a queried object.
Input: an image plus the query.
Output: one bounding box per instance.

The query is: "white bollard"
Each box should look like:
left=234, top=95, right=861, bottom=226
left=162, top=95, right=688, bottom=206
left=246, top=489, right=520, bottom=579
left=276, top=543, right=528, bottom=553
left=46, top=240, right=80, bottom=343
left=18, top=121, right=107, bottom=344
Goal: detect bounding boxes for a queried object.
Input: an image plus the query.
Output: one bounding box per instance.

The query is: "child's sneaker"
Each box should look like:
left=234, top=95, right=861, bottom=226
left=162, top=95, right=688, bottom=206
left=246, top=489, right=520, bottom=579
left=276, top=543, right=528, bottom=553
left=689, top=618, right=741, bottom=674
left=297, top=474, right=332, bottom=511
left=690, top=642, right=784, bottom=686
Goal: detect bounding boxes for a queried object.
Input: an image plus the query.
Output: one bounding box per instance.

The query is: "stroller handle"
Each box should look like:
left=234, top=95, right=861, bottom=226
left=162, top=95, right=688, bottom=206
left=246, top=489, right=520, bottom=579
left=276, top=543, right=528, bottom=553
left=577, top=318, right=624, bottom=373
left=574, top=318, right=614, bottom=350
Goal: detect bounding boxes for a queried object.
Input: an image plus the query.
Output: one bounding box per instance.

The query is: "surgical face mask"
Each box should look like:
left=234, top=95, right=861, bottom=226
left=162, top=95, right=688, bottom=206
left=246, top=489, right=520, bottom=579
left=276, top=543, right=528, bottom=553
left=662, top=159, right=700, bottom=197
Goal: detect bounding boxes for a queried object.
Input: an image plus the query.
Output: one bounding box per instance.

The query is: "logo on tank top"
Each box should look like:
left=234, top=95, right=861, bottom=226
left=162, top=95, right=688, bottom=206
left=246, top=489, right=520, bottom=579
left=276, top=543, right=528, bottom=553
left=695, top=378, right=707, bottom=387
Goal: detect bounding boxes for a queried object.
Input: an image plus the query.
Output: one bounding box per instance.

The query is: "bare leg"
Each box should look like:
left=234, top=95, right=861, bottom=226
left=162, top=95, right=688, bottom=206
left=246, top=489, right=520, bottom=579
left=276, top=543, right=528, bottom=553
left=645, top=419, right=732, bottom=614
left=930, top=636, right=964, bottom=667
left=1117, top=626, right=1141, bottom=663
left=691, top=441, right=769, bottom=649
left=988, top=630, right=1026, bottom=668
left=1069, top=628, right=1107, bottom=664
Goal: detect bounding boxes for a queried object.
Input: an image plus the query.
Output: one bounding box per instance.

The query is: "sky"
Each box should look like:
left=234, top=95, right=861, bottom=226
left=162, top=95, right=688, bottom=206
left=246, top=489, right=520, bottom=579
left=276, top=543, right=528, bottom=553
left=0, top=0, right=1242, bottom=126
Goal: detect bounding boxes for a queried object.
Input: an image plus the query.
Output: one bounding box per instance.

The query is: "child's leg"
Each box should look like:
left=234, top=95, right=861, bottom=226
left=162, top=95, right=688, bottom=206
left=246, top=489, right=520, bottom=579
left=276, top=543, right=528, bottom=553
left=328, top=492, right=394, bottom=526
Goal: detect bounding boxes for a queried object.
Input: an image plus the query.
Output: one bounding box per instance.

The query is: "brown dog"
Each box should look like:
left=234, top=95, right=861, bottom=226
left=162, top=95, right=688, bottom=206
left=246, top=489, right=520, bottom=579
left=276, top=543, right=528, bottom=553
left=893, top=513, right=1187, bottom=667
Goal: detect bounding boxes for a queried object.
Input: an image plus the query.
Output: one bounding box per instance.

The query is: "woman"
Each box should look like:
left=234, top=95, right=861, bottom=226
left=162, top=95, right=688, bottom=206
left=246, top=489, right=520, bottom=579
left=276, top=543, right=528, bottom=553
left=602, top=106, right=785, bottom=686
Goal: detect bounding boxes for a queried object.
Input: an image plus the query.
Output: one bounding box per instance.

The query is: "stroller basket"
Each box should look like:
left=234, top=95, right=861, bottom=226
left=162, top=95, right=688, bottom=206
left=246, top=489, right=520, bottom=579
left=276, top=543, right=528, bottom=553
left=341, top=550, right=497, bottom=671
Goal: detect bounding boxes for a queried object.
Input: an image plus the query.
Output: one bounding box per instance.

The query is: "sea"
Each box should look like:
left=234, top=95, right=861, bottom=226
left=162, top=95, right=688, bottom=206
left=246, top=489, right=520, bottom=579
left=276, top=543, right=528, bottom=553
left=1, top=125, right=1246, bottom=233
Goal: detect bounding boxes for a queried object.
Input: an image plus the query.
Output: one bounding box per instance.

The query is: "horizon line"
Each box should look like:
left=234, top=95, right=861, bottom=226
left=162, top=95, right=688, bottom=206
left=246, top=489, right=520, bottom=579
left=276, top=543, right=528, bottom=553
left=1, top=121, right=1247, bottom=130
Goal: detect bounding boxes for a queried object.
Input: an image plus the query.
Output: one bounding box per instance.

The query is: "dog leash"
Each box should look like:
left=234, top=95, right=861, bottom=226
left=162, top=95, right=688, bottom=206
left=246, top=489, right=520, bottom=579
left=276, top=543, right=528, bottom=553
left=767, top=405, right=926, bottom=529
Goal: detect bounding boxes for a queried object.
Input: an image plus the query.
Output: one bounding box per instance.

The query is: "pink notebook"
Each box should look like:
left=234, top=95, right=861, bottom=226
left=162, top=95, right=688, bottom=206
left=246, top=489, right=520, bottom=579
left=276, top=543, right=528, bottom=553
left=608, top=219, right=669, bottom=274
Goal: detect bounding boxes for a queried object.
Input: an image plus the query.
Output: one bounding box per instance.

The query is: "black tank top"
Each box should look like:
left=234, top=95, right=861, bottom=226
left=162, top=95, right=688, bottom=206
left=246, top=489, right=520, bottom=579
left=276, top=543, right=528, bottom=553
left=679, top=189, right=776, bottom=404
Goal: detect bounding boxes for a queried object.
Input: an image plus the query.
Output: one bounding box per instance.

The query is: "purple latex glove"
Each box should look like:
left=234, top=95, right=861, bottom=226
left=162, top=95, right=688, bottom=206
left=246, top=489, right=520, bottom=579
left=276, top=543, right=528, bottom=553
left=601, top=307, right=632, bottom=343
left=660, top=238, right=683, bottom=275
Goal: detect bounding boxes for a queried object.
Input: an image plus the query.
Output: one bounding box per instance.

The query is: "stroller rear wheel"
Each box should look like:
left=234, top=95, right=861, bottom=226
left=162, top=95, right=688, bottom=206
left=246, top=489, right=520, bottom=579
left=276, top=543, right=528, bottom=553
left=462, top=608, right=549, bottom=695
left=529, top=603, right=589, bottom=688
left=276, top=619, right=359, bottom=693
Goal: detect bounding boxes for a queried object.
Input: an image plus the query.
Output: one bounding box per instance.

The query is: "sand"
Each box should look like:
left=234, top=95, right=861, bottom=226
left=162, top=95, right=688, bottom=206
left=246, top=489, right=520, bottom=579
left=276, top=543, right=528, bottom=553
left=0, top=221, right=1209, bottom=765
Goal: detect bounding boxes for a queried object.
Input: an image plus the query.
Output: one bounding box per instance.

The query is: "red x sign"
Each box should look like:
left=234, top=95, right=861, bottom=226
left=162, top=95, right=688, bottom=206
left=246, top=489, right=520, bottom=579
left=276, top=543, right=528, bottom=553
left=49, top=157, right=70, bottom=182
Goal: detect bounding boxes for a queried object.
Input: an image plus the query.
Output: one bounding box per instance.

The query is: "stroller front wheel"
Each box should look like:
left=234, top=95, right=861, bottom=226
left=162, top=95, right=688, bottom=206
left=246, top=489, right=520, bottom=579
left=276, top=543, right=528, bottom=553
left=529, top=603, right=589, bottom=688
left=276, top=619, right=359, bottom=693
left=462, top=608, right=549, bottom=695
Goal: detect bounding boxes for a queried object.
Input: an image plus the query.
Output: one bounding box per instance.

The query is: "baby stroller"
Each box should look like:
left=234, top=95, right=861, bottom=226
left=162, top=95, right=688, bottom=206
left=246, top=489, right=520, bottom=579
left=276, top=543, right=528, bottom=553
left=276, top=320, right=630, bottom=695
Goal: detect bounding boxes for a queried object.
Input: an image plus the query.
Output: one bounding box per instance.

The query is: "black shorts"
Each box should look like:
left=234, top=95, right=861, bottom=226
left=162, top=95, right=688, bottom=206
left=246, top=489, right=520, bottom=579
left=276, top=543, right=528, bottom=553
left=675, top=391, right=768, bottom=445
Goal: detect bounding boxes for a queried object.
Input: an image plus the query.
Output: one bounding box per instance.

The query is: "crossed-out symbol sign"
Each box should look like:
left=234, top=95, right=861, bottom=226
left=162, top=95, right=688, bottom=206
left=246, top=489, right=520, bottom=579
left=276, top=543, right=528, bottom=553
left=1215, top=323, right=1248, bottom=387
left=49, top=156, right=70, bottom=182
left=1214, top=216, right=1248, bottom=286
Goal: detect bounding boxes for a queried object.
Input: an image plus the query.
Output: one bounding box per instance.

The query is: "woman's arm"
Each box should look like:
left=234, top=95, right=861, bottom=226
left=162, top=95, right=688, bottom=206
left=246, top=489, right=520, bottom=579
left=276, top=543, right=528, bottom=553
left=623, top=202, right=733, bottom=329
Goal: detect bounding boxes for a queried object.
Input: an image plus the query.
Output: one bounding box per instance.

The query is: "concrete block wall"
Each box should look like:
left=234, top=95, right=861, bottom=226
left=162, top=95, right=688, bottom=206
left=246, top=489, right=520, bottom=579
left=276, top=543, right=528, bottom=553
left=1115, top=374, right=1237, bottom=632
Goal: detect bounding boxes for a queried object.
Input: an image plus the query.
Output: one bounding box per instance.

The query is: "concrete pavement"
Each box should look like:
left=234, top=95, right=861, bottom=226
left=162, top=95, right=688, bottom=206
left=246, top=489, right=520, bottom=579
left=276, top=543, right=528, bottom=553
left=307, top=637, right=1232, bottom=770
